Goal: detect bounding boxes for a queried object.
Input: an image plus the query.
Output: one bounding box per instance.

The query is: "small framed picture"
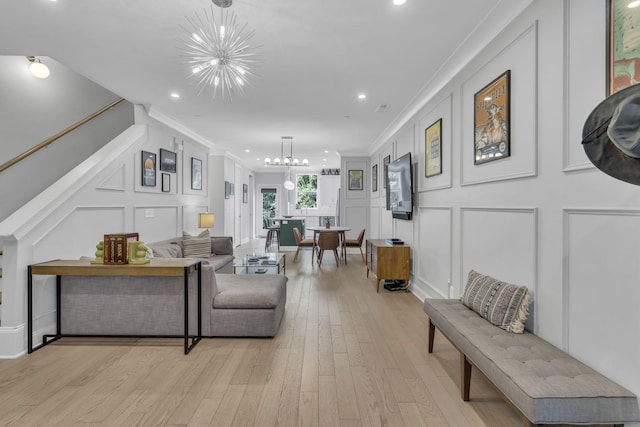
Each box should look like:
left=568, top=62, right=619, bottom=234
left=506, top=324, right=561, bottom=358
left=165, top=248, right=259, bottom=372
left=242, top=183, right=248, bottom=203
left=159, top=149, right=177, bottom=173
left=161, top=173, right=170, bottom=192
left=474, top=70, right=510, bottom=165
left=224, top=181, right=230, bottom=199
left=348, top=169, right=363, bottom=191
left=372, top=164, right=378, bottom=192
left=425, top=118, right=443, bottom=177
left=141, top=150, right=156, bottom=187
left=191, top=157, right=202, bottom=190
left=608, top=0, right=640, bottom=95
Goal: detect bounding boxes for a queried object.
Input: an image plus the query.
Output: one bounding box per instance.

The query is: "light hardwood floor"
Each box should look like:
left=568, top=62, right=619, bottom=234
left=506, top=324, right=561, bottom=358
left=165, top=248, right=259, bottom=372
left=0, top=239, right=522, bottom=427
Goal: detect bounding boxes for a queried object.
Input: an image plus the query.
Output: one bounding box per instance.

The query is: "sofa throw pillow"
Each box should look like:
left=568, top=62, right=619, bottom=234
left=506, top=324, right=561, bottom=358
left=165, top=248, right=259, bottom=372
left=183, top=230, right=211, bottom=259
left=461, top=270, right=531, bottom=333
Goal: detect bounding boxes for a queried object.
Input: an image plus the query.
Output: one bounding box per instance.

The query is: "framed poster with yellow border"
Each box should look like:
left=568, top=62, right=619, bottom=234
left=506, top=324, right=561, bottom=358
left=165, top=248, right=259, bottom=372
left=473, top=70, right=510, bottom=165
left=425, top=118, right=442, bottom=177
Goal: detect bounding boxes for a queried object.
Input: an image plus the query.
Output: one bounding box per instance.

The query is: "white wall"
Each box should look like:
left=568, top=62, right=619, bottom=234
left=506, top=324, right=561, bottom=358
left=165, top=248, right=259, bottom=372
left=368, top=0, right=640, bottom=412
left=0, top=106, right=210, bottom=357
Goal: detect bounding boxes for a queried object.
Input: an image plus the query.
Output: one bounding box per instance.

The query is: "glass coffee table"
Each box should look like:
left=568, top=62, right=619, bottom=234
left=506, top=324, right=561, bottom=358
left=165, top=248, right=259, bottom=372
left=233, top=252, right=286, bottom=275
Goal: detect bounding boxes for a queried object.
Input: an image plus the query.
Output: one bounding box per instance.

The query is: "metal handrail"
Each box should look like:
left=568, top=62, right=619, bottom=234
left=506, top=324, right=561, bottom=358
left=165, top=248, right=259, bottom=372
left=0, top=97, right=126, bottom=174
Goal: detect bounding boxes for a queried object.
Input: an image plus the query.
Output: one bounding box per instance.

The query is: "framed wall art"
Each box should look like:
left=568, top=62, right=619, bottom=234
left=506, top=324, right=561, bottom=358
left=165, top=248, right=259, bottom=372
left=425, top=118, right=442, bottom=177
left=159, top=148, right=177, bottom=173
left=191, top=157, right=202, bottom=190
left=383, top=155, right=391, bottom=210
left=474, top=70, right=510, bottom=165
left=141, top=150, right=156, bottom=187
left=242, top=183, right=248, bottom=203
left=607, top=0, right=640, bottom=95
left=372, top=164, right=378, bottom=192
left=224, top=181, right=230, bottom=199
left=161, top=173, right=170, bottom=192
left=348, top=169, right=363, bottom=191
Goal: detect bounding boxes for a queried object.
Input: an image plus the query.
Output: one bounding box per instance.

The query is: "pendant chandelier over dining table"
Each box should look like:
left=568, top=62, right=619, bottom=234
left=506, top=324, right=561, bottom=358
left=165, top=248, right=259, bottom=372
left=264, top=136, right=309, bottom=167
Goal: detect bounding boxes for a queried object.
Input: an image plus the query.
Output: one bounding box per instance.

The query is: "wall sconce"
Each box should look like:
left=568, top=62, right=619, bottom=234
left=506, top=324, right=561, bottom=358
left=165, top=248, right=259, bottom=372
left=27, top=56, right=50, bottom=79
left=198, top=212, right=215, bottom=229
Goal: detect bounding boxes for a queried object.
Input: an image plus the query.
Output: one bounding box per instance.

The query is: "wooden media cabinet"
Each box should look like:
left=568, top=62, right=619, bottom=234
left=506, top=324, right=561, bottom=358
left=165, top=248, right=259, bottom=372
left=365, top=239, right=410, bottom=293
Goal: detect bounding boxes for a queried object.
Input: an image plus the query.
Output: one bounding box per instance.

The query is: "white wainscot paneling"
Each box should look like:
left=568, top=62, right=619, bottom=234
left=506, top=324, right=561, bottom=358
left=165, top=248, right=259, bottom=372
left=97, top=164, right=126, bottom=192
left=344, top=206, right=367, bottom=239
left=565, top=209, right=640, bottom=394
left=32, top=206, right=126, bottom=261
left=418, top=94, right=453, bottom=192
left=417, top=207, right=452, bottom=298
left=461, top=23, right=538, bottom=186
left=134, top=206, right=179, bottom=242
left=370, top=206, right=381, bottom=240
left=460, top=207, right=537, bottom=303
left=564, top=0, right=606, bottom=171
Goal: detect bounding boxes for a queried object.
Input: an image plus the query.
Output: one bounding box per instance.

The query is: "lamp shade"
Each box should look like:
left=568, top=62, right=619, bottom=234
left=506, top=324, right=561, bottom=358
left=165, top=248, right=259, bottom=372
left=198, top=213, right=215, bottom=228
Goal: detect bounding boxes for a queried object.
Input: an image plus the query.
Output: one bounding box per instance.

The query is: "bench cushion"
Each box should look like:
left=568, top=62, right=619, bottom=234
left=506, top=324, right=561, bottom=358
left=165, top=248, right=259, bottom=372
left=424, top=298, right=640, bottom=425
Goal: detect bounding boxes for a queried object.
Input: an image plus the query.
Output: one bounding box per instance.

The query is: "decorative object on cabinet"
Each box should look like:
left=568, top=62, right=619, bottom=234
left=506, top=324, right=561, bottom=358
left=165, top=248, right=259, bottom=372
left=141, top=150, right=156, bottom=187
left=159, top=148, right=177, bottom=172
left=474, top=70, right=510, bottom=165
left=191, top=157, right=202, bottom=190
left=348, top=169, right=363, bottom=190
left=127, top=241, right=150, bottom=265
left=161, top=173, right=170, bottom=192
left=425, top=118, right=442, bottom=177
left=103, top=232, right=139, bottom=265
left=608, top=0, right=640, bottom=95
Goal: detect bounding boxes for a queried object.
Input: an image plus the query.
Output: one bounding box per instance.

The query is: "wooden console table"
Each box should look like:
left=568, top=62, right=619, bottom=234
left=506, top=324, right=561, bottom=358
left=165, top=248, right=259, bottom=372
left=27, top=258, right=202, bottom=355
left=366, top=239, right=411, bottom=292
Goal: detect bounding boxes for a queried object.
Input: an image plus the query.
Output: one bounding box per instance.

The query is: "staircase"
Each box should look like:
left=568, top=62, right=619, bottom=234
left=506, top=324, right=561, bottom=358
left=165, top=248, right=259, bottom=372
left=0, top=246, right=3, bottom=326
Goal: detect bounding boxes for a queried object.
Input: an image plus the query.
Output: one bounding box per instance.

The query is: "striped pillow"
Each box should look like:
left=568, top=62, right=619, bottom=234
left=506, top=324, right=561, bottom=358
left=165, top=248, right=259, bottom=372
left=461, top=270, right=531, bottom=333
left=182, top=230, right=211, bottom=259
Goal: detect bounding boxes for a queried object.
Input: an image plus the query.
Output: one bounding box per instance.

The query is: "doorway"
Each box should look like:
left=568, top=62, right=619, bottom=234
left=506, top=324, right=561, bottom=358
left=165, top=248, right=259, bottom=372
left=257, top=185, right=279, bottom=237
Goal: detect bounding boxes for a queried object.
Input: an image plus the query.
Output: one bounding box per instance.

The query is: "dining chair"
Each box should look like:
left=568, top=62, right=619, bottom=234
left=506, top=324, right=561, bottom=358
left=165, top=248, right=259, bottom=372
left=293, top=227, right=315, bottom=262
left=317, top=231, right=340, bottom=267
left=343, top=228, right=366, bottom=264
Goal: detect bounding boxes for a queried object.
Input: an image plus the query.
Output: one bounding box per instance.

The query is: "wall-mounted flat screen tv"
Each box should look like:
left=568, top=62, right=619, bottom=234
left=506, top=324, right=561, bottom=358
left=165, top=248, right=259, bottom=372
left=387, top=152, right=413, bottom=220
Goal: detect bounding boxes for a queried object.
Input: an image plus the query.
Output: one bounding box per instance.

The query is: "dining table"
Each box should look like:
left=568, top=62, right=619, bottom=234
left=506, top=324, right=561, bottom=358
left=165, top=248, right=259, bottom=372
left=306, top=226, right=352, bottom=264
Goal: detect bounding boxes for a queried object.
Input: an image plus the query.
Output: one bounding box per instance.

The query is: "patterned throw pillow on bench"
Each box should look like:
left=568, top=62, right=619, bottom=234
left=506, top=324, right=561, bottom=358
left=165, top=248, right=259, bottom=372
left=461, top=270, right=531, bottom=333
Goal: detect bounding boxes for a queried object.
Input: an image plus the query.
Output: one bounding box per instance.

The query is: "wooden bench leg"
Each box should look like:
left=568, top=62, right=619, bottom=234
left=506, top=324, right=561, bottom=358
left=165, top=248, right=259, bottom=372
left=428, top=320, right=435, bottom=353
left=461, top=353, right=472, bottom=401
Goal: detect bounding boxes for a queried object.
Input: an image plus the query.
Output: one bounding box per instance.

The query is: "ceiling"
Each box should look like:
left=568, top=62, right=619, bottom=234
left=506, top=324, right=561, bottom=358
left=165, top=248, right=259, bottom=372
left=0, top=0, right=531, bottom=170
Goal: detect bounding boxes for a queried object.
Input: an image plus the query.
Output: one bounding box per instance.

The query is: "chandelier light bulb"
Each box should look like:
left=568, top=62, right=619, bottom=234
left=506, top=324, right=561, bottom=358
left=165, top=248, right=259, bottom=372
left=284, top=158, right=290, bottom=164
left=302, top=159, right=309, bottom=165
left=274, top=158, right=280, bottom=164
left=284, top=180, right=295, bottom=190
left=293, top=158, right=299, bottom=165
left=264, top=157, right=271, bottom=164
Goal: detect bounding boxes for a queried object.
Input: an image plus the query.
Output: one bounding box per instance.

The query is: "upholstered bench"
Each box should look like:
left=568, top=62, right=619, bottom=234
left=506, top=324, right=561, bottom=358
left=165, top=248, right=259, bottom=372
left=424, top=298, right=640, bottom=426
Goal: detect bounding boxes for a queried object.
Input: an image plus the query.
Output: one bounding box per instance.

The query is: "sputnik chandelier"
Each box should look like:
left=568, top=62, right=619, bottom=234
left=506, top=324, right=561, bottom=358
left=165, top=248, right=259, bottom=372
left=180, top=0, right=260, bottom=101
left=264, top=136, right=309, bottom=167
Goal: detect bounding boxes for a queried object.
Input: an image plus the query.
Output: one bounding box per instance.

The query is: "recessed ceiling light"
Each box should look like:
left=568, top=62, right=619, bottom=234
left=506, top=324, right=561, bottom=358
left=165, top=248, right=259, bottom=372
left=245, top=149, right=250, bottom=153
left=323, top=158, right=327, bottom=161
left=256, top=157, right=260, bottom=161
left=358, top=93, right=367, bottom=100
left=393, top=0, right=406, bottom=5
left=324, top=150, right=329, bottom=153
left=629, top=1, right=640, bottom=8
left=170, top=92, right=180, bottom=99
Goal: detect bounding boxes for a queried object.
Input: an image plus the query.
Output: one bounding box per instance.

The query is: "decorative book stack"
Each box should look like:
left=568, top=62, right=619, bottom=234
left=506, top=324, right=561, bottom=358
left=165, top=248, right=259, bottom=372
left=103, top=232, right=139, bottom=264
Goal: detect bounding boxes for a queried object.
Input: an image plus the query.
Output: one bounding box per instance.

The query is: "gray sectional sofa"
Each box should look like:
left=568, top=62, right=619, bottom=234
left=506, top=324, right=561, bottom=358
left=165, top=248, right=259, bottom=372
left=60, top=236, right=287, bottom=338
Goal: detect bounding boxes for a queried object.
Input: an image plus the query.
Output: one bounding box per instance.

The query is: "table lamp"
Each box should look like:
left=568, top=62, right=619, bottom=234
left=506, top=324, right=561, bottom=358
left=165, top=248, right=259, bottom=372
left=198, top=213, right=215, bottom=229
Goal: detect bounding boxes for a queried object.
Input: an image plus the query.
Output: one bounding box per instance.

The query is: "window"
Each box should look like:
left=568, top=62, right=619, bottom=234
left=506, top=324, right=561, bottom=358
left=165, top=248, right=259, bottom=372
left=296, top=174, right=318, bottom=209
